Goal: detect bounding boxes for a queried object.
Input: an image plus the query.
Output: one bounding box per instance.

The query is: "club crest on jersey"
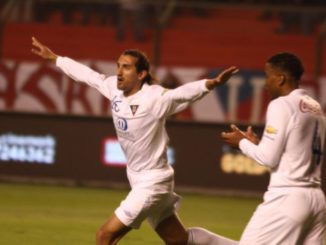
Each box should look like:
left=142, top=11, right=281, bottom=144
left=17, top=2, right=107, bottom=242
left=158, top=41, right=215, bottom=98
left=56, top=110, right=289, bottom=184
left=130, top=105, right=139, bottom=116
left=265, top=125, right=278, bottom=134
left=112, top=96, right=122, bottom=112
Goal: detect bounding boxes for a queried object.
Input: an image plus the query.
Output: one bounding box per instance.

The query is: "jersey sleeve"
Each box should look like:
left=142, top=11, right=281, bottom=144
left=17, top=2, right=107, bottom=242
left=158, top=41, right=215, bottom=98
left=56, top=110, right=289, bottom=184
left=56, top=56, right=115, bottom=99
left=239, top=99, right=290, bottom=169
left=151, top=79, right=209, bottom=118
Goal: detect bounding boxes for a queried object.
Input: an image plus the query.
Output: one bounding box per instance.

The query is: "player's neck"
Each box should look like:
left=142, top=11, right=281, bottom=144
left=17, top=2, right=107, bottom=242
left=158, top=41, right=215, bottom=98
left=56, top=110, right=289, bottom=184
left=280, top=83, right=298, bottom=97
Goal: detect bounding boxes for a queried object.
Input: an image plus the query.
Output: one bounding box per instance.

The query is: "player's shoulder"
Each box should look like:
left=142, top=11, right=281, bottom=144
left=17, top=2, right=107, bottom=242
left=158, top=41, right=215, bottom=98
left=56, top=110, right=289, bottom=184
left=105, top=75, right=117, bottom=82
left=268, top=89, right=308, bottom=115
left=270, top=89, right=302, bottom=107
left=141, top=85, right=172, bottom=108
left=103, top=75, right=117, bottom=87
left=98, top=75, right=117, bottom=97
left=147, top=84, right=163, bottom=90
left=269, top=96, right=284, bottom=108
left=267, top=96, right=291, bottom=116
left=145, top=84, right=169, bottom=96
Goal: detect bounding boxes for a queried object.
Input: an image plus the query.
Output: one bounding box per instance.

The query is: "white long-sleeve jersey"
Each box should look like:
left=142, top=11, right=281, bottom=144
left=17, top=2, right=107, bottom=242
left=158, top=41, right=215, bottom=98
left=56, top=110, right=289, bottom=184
left=240, top=89, right=326, bottom=188
left=57, top=57, right=209, bottom=171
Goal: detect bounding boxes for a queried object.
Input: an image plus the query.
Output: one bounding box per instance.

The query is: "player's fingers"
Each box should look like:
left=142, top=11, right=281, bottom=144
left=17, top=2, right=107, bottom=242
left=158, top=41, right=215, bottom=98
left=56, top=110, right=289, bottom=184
left=32, top=37, right=43, bottom=48
left=221, top=132, right=229, bottom=138
left=230, top=124, right=240, bottom=132
left=31, top=48, right=42, bottom=56
left=228, top=66, right=239, bottom=74
left=248, top=126, right=257, bottom=137
left=32, top=37, right=38, bottom=45
left=221, top=131, right=234, bottom=139
left=32, top=36, right=40, bottom=45
left=223, top=66, right=238, bottom=76
left=214, top=67, right=238, bottom=85
left=225, top=66, right=236, bottom=72
left=31, top=41, right=41, bottom=50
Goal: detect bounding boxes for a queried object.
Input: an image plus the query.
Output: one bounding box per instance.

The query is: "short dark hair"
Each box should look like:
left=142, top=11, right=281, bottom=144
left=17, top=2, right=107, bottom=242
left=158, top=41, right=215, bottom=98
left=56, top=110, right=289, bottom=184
left=267, top=52, right=304, bottom=82
left=122, top=49, right=154, bottom=85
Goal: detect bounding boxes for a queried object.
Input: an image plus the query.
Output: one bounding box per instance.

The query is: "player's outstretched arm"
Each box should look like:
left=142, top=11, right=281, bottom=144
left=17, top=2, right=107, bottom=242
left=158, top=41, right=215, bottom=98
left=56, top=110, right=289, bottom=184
left=205, top=66, right=238, bottom=90
left=31, top=36, right=108, bottom=91
left=31, top=37, right=58, bottom=63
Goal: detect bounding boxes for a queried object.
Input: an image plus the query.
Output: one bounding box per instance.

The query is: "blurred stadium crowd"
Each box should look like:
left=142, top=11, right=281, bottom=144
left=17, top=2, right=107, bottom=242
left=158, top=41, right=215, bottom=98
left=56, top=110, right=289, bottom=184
left=1, top=0, right=326, bottom=37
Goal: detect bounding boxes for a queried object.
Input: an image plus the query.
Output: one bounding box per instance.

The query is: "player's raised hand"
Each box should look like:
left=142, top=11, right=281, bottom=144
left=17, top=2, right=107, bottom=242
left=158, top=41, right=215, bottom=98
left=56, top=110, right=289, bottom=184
left=206, top=66, right=238, bottom=90
left=215, top=66, right=238, bottom=85
left=31, top=37, right=58, bottom=63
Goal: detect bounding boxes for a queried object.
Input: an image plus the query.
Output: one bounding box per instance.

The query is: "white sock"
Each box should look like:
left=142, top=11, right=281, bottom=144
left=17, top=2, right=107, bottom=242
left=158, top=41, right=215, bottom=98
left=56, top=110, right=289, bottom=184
left=187, top=227, right=238, bottom=245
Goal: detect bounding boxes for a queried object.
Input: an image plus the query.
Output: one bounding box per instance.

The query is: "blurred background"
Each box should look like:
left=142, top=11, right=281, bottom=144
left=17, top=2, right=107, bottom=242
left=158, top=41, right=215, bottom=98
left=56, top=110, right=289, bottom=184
left=1, top=0, right=326, bottom=194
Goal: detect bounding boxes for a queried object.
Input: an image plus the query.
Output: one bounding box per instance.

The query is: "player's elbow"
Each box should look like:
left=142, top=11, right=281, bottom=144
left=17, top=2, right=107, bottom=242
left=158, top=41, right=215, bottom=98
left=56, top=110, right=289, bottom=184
left=96, top=227, right=115, bottom=245
left=254, top=153, right=278, bottom=169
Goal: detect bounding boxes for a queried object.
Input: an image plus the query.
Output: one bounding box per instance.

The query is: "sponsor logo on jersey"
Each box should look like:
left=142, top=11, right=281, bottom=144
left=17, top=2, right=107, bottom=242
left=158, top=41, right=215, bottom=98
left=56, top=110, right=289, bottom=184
left=265, top=125, right=278, bottom=134
left=130, top=105, right=139, bottom=116
left=117, top=117, right=128, bottom=131
left=115, top=118, right=135, bottom=141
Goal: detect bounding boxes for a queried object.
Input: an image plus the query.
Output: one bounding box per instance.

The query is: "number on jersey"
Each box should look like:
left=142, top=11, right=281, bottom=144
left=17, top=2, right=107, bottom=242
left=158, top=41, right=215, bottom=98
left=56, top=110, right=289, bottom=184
left=312, top=121, right=323, bottom=166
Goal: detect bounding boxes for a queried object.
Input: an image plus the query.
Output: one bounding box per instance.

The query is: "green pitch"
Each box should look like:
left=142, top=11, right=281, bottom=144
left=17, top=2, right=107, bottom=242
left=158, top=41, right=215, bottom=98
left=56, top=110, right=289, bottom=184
left=0, top=183, right=323, bottom=244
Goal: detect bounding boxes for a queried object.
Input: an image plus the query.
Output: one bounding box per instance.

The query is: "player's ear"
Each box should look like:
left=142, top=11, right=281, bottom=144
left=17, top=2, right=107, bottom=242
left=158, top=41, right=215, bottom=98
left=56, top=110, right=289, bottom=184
left=138, top=70, right=147, bottom=81
left=279, top=74, right=286, bottom=86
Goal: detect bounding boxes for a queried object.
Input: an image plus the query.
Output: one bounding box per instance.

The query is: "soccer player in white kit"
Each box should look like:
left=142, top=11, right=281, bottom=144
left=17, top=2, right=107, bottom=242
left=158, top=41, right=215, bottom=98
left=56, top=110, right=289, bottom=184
left=222, top=52, right=326, bottom=245
left=31, top=37, right=239, bottom=245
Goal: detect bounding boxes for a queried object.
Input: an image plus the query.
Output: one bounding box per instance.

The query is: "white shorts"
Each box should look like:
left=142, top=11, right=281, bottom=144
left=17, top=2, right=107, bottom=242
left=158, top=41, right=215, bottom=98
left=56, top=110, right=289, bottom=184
left=240, top=187, right=326, bottom=245
left=115, top=165, right=181, bottom=229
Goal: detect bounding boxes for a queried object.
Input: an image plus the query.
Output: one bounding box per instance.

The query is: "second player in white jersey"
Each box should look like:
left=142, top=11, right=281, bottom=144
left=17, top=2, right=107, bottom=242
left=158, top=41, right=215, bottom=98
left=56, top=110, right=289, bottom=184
left=222, top=52, right=326, bottom=245
left=240, top=88, right=325, bottom=188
